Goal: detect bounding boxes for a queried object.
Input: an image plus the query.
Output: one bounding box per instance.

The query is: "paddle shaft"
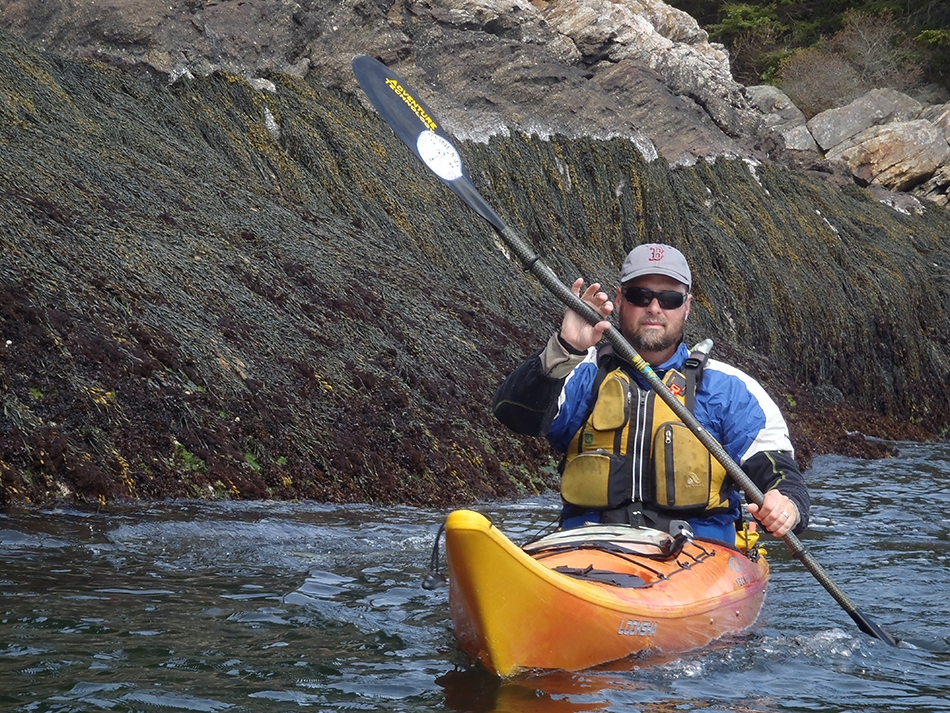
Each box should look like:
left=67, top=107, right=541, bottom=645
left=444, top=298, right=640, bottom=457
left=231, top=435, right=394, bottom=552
left=351, top=55, right=899, bottom=647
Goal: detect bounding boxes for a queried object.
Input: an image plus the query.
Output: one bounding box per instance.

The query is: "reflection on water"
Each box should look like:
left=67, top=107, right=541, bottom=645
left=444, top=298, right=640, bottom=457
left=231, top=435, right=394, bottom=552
left=1, top=442, right=950, bottom=712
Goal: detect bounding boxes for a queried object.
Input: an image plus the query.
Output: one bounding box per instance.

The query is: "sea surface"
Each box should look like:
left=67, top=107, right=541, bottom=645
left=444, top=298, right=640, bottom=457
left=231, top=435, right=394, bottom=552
left=2, top=441, right=950, bottom=712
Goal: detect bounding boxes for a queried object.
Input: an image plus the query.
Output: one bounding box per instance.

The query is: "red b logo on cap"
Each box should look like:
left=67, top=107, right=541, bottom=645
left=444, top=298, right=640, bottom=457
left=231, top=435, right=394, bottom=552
left=649, top=246, right=665, bottom=262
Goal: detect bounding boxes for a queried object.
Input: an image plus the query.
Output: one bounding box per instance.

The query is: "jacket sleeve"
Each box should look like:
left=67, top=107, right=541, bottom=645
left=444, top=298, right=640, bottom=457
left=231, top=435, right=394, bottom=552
left=492, top=349, right=565, bottom=437
left=698, top=361, right=811, bottom=534
left=742, top=450, right=810, bottom=534
left=492, top=333, right=594, bottom=439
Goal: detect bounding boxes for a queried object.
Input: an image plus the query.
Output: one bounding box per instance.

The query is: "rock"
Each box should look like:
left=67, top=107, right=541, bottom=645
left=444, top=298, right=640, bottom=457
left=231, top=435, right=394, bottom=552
left=389, top=0, right=765, bottom=162
left=3, top=0, right=950, bottom=199
left=2, top=26, right=950, bottom=507
left=921, top=102, right=950, bottom=143
left=826, top=120, right=950, bottom=192
left=0, top=0, right=308, bottom=78
left=806, top=88, right=923, bottom=153
left=779, top=124, right=820, bottom=152
left=915, top=163, right=950, bottom=206
left=866, top=186, right=926, bottom=215
left=590, top=60, right=729, bottom=162
left=0, top=0, right=763, bottom=163
left=746, top=85, right=805, bottom=130
left=745, top=85, right=818, bottom=152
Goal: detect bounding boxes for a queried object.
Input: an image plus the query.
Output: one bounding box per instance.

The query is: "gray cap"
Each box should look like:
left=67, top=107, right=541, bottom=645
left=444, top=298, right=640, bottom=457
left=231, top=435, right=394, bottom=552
left=619, top=244, right=691, bottom=288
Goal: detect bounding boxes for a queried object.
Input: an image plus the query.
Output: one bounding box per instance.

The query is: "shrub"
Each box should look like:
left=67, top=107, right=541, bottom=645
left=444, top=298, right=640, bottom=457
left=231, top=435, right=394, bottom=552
left=728, top=21, right=792, bottom=85
left=915, top=28, right=950, bottom=87
left=706, top=3, right=787, bottom=85
left=775, top=47, right=868, bottom=117
left=776, top=11, right=924, bottom=117
left=826, top=10, right=922, bottom=89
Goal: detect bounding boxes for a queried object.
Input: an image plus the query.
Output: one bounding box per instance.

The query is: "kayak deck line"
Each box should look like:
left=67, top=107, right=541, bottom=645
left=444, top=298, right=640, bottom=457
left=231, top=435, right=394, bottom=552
left=444, top=509, right=769, bottom=676
left=552, top=564, right=649, bottom=589
left=541, top=538, right=721, bottom=588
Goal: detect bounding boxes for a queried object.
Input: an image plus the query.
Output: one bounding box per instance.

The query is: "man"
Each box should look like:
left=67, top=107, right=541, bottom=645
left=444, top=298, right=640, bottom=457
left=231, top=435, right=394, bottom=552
left=493, top=243, right=809, bottom=542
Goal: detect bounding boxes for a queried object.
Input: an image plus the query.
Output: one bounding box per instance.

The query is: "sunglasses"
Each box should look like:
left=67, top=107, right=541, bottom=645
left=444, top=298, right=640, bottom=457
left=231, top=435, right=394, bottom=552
left=622, top=286, right=688, bottom=310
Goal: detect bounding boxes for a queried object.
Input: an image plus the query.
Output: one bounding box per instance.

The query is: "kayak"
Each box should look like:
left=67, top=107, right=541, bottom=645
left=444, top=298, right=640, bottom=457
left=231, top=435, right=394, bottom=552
left=444, top=509, right=768, bottom=676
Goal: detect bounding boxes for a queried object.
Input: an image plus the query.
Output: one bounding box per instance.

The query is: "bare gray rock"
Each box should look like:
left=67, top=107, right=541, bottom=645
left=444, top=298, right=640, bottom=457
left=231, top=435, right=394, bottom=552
left=0, top=0, right=311, bottom=79
left=826, top=120, right=950, bottom=191
left=779, top=124, right=821, bottom=153
left=806, top=88, right=924, bottom=153
left=745, top=85, right=818, bottom=152
left=921, top=102, right=950, bottom=144
left=916, top=164, right=950, bottom=207
left=538, top=0, right=763, bottom=160
left=746, top=85, right=806, bottom=130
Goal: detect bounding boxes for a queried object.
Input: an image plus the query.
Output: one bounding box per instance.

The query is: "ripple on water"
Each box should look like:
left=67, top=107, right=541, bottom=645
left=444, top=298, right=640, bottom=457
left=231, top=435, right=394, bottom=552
left=3, top=455, right=950, bottom=711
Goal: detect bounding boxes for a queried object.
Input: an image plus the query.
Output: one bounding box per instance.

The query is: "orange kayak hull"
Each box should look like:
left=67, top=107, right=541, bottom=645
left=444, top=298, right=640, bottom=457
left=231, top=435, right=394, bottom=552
left=445, top=509, right=769, bottom=677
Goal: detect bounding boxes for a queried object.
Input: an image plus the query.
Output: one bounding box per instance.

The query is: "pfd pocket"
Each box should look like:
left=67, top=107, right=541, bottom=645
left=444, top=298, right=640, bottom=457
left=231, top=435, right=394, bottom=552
left=561, top=451, right=630, bottom=509
left=653, top=422, right=715, bottom=510
left=589, top=376, right=630, bottom=432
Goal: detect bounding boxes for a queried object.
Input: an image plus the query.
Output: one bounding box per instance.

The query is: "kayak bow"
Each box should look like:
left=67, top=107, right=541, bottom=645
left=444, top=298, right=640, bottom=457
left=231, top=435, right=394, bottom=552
left=444, top=509, right=768, bottom=676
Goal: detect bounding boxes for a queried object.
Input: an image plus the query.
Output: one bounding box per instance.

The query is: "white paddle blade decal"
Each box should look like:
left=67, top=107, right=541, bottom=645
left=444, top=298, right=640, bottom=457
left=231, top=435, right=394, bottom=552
left=416, top=130, right=463, bottom=182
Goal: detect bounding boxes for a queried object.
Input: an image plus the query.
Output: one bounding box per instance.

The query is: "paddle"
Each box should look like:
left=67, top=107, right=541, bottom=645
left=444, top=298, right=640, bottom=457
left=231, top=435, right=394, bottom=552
left=350, top=54, right=900, bottom=647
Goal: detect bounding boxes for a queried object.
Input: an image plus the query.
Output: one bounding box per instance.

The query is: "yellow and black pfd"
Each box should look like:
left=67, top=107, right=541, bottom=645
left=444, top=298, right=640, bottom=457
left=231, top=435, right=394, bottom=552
left=559, top=344, right=730, bottom=526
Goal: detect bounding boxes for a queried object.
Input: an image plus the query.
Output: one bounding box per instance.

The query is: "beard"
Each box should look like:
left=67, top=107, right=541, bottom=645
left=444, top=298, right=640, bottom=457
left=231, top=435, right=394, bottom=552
left=628, top=318, right=685, bottom=355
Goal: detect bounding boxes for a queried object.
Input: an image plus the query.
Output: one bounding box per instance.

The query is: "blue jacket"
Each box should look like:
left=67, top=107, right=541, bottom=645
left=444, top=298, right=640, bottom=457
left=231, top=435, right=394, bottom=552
left=493, top=340, right=809, bottom=538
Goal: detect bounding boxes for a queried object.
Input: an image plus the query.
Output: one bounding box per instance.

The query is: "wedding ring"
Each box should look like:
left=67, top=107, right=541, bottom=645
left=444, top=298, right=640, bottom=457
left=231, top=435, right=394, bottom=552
left=781, top=511, right=790, bottom=520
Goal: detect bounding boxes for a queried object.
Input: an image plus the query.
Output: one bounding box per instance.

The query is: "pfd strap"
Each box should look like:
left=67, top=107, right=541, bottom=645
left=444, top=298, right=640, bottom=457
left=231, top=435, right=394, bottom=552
left=683, top=338, right=713, bottom=413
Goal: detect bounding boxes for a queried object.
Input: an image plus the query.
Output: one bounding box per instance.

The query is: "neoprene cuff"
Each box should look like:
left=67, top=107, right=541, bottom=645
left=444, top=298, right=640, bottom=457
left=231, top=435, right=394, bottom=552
left=557, top=331, right=588, bottom=355
left=540, top=332, right=588, bottom=379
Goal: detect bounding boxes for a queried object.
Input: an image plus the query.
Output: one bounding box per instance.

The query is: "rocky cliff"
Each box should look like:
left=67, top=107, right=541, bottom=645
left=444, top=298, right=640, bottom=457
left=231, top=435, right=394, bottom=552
left=1, top=1, right=949, bottom=507
left=3, top=0, right=949, bottom=206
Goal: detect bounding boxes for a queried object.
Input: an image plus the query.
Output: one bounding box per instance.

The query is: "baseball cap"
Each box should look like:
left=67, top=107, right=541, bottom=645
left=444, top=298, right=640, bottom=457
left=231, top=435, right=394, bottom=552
left=619, top=244, right=691, bottom=289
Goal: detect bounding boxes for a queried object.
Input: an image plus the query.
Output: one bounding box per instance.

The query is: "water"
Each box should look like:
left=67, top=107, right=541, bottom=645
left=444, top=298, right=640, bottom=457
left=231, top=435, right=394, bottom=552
left=2, top=442, right=950, bottom=712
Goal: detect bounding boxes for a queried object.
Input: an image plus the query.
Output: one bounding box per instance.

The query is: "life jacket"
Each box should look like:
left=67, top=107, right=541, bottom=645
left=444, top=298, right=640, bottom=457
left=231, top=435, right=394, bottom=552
left=559, top=343, right=730, bottom=521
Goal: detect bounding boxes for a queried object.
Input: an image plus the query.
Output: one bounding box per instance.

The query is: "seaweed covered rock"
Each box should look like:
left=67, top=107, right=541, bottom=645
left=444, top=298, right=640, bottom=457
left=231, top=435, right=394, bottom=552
left=0, top=29, right=948, bottom=507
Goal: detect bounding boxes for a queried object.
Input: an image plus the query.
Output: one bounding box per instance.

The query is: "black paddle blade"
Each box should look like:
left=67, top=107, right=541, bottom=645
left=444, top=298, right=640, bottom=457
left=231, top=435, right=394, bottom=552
left=351, top=54, right=506, bottom=231
left=351, top=55, right=467, bottom=181
left=850, top=609, right=902, bottom=647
